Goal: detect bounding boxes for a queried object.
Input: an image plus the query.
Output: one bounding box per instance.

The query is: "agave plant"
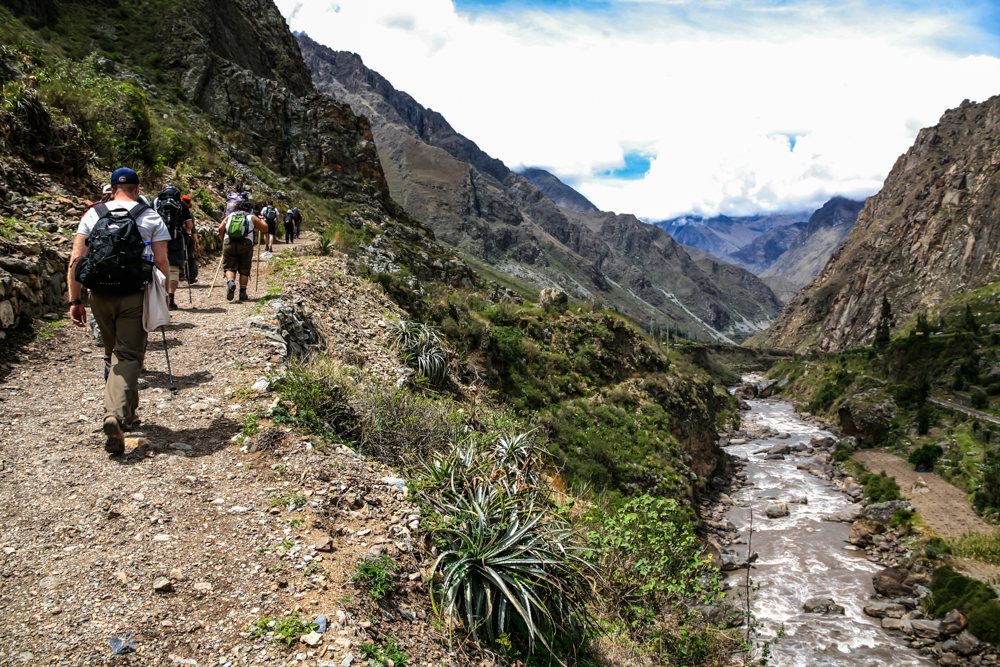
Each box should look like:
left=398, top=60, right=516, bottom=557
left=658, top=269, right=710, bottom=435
left=427, top=479, right=594, bottom=656
left=390, top=320, right=449, bottom=384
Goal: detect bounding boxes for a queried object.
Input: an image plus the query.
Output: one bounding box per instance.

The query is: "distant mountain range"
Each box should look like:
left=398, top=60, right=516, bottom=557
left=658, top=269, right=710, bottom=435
left=297, top=33, right=783, bottom=343
left=657, top=198, right=864, bottom=300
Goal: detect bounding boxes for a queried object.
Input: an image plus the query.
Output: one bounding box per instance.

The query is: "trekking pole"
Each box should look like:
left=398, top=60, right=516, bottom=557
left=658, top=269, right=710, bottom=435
left=183, top=241, right=192, bottom=303
left=255, top=233, right=262, bottom=294
left=160, top=327, right=176, bottom=394
left=207, top=252, right=224, bottom=298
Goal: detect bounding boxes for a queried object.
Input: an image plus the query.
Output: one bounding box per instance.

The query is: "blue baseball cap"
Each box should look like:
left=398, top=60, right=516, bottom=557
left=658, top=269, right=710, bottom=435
left=110, top=167, right=140, bottom=185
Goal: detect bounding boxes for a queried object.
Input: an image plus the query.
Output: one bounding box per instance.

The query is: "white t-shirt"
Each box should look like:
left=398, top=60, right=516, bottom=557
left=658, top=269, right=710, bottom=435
left=77, top=200, right=171, bottom=243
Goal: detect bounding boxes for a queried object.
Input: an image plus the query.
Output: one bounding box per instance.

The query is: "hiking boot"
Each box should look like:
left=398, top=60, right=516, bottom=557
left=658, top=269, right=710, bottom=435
left=168, top=295, right=178, bottom=310
left=226, top=279, right=236, bottom=301
left=238, top=288, right=248, bottom=302
left=103, top=416, right=125, bottom=455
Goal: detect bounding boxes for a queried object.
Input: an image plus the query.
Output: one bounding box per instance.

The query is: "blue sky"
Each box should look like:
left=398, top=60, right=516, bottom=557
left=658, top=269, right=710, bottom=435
left=280, top=0, right=1000, bottom=218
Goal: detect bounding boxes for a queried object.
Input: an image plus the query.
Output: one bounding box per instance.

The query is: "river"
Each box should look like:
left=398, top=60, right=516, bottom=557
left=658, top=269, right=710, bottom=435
left=724, top=397, right=934, bottom=667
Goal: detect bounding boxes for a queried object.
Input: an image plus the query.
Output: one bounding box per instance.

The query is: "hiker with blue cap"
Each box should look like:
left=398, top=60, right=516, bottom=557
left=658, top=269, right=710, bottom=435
left=67, top=167, right=171, bottom=455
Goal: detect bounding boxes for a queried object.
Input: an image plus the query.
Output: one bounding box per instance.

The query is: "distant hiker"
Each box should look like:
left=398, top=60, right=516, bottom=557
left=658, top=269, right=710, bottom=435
left=261, top=200, right=279, bottom=252
left=292, top=206, right=302, bottom=239
left=68, top=167, right=170, bottom=455
left=153, top=185, right=194, bottom=310
left=283, top=207, right=295, bottom=244
left=218, top=199, right=267, bottom=302
left=180, top=195, right=200, bottom=283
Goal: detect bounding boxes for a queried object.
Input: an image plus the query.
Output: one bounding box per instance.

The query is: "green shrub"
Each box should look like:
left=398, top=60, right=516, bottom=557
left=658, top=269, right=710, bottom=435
left=861, top=471, right=901, bottom=503
left=917, top=403, right=933, bottom=435
left=246, top=614, right=318, bottom=645
left=908, top=444, right=943, bottom=471
left=271, top=362, right=354, bottom=440
left=890, top=509, right=914, bottom=535
left=972, top=388, right=990, bottom=410
left=493, top=325, right=524, bottom=362
left=923, top=536, right=953, bottom=560
left=833, top=441, right=854, bottom=462
left=928, top=566, right=1000, bottom=645
left=353, top=555, right=398, bottom=601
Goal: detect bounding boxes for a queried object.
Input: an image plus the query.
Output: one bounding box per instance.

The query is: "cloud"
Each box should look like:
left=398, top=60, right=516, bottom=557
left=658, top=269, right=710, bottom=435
left=276, top=0, right=1000, bottom=218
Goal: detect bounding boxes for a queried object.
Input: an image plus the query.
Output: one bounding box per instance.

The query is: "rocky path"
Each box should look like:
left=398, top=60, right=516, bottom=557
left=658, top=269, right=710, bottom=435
left=853, top=450, right=991, bottom=538
left=928, top=397, right=1000, bottom=426
left=0, top=246, right=454, bottom=666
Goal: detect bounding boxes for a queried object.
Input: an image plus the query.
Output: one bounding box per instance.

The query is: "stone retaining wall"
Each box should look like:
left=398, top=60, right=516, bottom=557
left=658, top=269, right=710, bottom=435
left=0, top=241, right=70, bottom=338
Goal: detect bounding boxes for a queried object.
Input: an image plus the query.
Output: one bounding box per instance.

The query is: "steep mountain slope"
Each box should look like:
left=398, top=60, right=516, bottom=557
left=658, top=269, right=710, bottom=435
left=760, top=196, right=864, bottom=287
left=519, top=168, right=599, bottom=213
left=760, top=276, right=802, bottom=304
left=724, top=222, right=807, bottom=274
left=656, top=213, right=808, bottom=258
left=751, top=97, right=1000, bottom=352
left=297, top=33, right=783, bottom=342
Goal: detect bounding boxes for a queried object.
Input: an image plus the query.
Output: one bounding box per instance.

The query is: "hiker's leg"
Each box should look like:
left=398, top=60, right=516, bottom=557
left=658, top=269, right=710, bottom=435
left=94, top=291, right=146, bottom=426
left=89, top=291, right=117, bottom=382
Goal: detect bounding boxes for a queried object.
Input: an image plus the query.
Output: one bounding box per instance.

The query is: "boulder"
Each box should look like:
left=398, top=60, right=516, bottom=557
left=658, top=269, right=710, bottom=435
left=872, top=566, right=929, bottom=598
left=881, top=618, right=912, bottom=633
left=954, top=630, right=981, bottom=656
left=939, top=609, right=967, bottom=636
left=765, top=501, right=789, bottom=518
left=803, top=596, right=845, bottom=614
left=838, top=396, right=897, bottom=441
left=538, top=288, right=568, bottom=310
left=849, top=518, right=886, bottom=547
left=767, top=443, right=790, bottom=455
left=775, top=432, right=791, bottom=439
left=863, top=602, right=906, bottom=619
left=864, top=500, right=914, bottom=525
left=809, top=436, right=837, bottom=449
left=910, top=619, right=941, bottom=639
left=765, top=454, right=785, bottom=460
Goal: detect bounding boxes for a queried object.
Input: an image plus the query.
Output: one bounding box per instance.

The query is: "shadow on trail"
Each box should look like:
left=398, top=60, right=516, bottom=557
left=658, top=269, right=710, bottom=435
left=141, top=368, right=214, bottom=389
left=117, top=414, right=235, bottom=465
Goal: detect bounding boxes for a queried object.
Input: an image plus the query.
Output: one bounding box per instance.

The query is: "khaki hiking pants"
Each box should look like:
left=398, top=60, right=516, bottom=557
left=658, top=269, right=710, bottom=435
left=90, top=290, right=147, bottom=427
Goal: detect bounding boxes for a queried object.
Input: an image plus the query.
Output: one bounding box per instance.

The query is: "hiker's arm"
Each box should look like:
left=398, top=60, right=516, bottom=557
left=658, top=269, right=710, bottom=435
left=68, top=234, right=89, bottom=327
left=252, top=215, right=268, bottom=234
left=217, top=220, right=226, bottom=239
left=151, top=240, right=170, bottom=279
left=193, top=232, right=200, bottom=250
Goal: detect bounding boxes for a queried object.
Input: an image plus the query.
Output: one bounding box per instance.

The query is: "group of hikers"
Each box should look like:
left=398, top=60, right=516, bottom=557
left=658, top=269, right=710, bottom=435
left=67, top=167, right=304, bottom=454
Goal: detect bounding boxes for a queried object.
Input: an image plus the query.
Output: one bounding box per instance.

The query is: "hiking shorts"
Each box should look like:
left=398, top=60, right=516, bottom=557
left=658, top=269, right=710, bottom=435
left=266, top=219, right=277, bottom=236
left=169, top=265, right=181, bottom=283
left=223, top=239, right=253, bottom=276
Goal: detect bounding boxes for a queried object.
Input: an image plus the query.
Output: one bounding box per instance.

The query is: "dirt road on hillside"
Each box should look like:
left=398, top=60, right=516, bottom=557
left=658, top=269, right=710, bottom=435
left=853, top=450, right=991, bottom=538
left=0, top=244, right=456, bottom=666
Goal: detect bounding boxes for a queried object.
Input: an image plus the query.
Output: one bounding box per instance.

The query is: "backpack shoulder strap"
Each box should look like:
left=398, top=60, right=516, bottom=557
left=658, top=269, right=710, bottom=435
left=128, top=203, right=150, bottom=220
left=92, top=203, right=110, bottom=219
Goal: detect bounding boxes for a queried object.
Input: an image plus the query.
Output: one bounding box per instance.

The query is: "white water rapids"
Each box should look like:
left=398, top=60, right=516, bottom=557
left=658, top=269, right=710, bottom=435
left=724, top=397, right=934, bottom=666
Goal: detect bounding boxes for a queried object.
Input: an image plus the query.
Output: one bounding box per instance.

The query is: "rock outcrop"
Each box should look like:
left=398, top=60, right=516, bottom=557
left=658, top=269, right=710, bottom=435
left=754, top=97, right=1000, bottom=352
left=519, top=168, right=598, bottom=213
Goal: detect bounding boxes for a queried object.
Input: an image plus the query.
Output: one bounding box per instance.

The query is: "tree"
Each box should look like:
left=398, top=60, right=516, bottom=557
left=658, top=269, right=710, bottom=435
left=965, top=304, right=978, bottom=333
left=916, top=312, right=932, bottom=335
left=875, top=295, right=894, bottom=348
left=908, top=444, right=944, bottom=471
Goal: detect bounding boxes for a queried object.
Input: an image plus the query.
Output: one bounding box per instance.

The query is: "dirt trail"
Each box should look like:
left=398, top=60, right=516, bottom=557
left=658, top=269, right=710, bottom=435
left=929, top=396, right=1000, bottom=425
left=0, top=242, right=453, bottom=666
left=853, top=450, right=991, bottom=538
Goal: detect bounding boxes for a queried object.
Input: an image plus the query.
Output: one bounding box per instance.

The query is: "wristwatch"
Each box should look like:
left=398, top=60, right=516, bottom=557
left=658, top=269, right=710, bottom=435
left=69, top=299, right=83, bottom=306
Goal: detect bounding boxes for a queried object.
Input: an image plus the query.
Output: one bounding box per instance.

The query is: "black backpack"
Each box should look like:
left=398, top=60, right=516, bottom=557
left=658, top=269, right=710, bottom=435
left=283, top=210, right=295, bottom=225
left=75, top=203, right=153, bottom=294
left=262, top=206, right=278, bottom=222
left=155, top=186, right=184, bottom=240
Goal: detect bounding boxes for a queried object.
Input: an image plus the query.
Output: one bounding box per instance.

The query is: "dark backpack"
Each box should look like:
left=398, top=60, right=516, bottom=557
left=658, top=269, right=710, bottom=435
left=283, top=210, right=295, bottom=225
left=75, top=203, right=153, bottom=294
left=155, top=187, right=184, bottom=240
left=262, top=206, right=278, bottom=222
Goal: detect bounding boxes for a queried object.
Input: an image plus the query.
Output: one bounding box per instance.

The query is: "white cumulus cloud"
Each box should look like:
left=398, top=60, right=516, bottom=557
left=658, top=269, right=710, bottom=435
left=276, top=0, right=1000, bottom=219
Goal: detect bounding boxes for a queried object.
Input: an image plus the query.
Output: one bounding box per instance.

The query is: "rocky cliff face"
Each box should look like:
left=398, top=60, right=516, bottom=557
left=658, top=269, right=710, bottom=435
left=656, top=213, right=808, bottom=258
left=519, top=168, right=598, bottom=213
left=753, top=98, right=1000, bottom=352
left=761, top=196, right=864, bottom=288
left=297, top=33, right=783, bottom=342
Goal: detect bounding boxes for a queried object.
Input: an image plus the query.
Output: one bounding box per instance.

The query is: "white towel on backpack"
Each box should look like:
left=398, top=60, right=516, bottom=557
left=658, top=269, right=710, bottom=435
left=143, top=267, right=171, bottom=332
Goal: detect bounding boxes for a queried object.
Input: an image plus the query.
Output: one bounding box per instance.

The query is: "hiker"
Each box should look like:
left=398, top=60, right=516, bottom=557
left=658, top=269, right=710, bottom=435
left=68, top=167, right=170, bottom=454
left=153, top=185, right=194, bottom=310
left=292, top=206, right=302, bottom=239
left=260, top=200, right=279, bottom=252
left=180, top=195, right=200, bottom=283
left=218, top=199, right=267, bottom=302
left=283, top=207, right=295, bottom=244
